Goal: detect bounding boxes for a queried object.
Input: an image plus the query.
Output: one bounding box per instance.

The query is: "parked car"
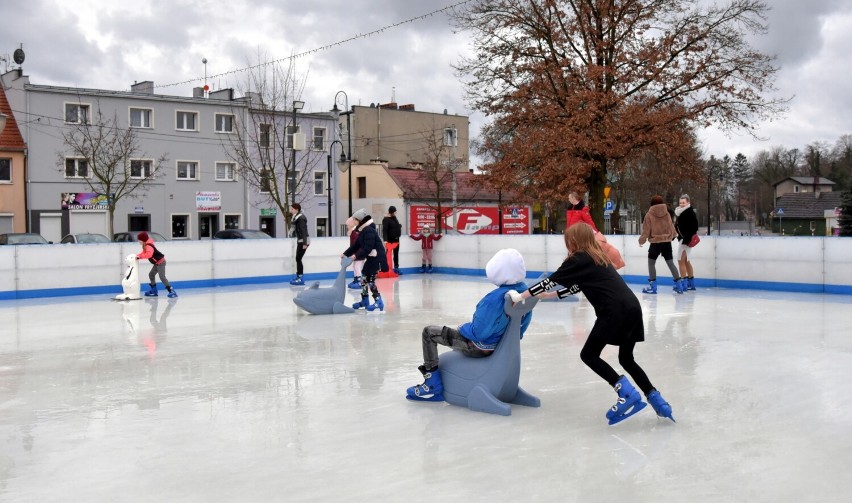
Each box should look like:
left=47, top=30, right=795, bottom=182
left=61, top=233, right=111, bottom=244
left=0, top=233, right=51, bottom=245
left=113, top=231, right=168, bottom=242
left=212, top=229, right=272, bottom=239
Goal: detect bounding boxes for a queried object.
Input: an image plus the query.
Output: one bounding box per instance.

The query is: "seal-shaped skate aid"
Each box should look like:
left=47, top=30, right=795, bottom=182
left=437, top=293, right=540, bottom=416
left=293, top=257, right=356, bottom=314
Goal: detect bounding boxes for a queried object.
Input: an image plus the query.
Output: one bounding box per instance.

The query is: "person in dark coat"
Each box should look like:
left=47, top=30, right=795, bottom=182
left=342, top=208, right=388, bottom=312
left=511, top=223, right=674, bottom=425
left=289, top=203, right=310, bottom=285
left=382, top=206, right=403, bottom=274
left=674, top=194, right=699, bottom=291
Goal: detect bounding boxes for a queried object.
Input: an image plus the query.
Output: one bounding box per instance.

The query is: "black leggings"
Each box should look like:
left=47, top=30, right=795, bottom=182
left=579, top=333, right=654, bottom=395
left=295, top=245, right=307, bottom=276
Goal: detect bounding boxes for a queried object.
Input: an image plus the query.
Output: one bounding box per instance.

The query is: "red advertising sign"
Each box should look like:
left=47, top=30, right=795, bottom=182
left=408, top=205, right=530, bottom=235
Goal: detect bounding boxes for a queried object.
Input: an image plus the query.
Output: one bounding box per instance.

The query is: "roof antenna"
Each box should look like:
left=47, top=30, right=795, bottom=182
left=202, top=57, right=209, bottom=97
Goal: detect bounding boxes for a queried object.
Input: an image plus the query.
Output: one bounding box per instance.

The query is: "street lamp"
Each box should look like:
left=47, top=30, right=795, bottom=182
left=445, top=125, right=458, bottom=234
left=331, top=91, right=353, bottom=217
left=327, top=140, right=345, bottom=236
left=290, top=100, right=305, bottom=205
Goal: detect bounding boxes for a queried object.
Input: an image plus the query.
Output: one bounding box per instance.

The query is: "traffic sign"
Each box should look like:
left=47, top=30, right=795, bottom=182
left=776, top=208, right=784, bottom=216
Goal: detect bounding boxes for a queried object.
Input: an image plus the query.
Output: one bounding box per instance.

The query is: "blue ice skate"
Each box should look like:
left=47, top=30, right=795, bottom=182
left=647, top=390, right=675, bottom=423
left=606, top=375, right=647, bottom=425
left=406, top=365, right=444, bottom=402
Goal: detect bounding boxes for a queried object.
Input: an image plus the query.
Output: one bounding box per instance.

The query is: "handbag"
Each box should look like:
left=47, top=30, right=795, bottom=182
left=688, top=234, right=700, bottom=247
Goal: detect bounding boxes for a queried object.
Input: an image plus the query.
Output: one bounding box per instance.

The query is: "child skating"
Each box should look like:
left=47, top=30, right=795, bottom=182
left=345, top=216, right=366, bottom=289
left=409, top=224, right=442, bottom=273
left=511, top=223, right=674, bottom=425
left=136, top=232, right=177, bottom=298
left=406, top=248, right=534, bottom=401
left=341, top=209, right=388, bottom=312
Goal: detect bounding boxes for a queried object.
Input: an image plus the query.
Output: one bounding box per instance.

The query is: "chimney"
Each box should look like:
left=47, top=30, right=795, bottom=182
left=379, top=102, right=398, bottom=110
left=131, top=81, right=154, bottom=94
left=193, top=87, right=205, bottom=98
left=399, top=104, right=415, bottom=111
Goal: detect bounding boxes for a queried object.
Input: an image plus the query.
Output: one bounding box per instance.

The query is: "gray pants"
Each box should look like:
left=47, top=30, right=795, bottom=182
left=422, top=325, right=492, bottom=370
left=148, top=261, right=172, bottom=290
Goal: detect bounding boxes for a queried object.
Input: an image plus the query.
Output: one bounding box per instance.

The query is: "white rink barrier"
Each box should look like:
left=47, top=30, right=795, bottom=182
left=1, top=235, right=850, bottom=299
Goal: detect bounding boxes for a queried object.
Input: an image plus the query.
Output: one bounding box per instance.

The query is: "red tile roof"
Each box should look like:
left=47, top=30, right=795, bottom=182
left=385, top=167, right=508, bottom=202
left=0, top=86, right=26, bottom=150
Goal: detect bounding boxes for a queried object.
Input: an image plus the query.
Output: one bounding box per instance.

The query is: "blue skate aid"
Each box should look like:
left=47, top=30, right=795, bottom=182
left=606, top=376, right=647, bottom=425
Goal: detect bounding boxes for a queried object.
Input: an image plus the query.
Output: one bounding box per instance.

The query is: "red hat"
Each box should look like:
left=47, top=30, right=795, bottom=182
left=137, top=231, right=149, bottom=242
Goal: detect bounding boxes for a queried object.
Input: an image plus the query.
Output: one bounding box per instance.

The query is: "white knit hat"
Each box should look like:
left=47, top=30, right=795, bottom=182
left=485, top=248, right=526, bottom=286
left=352, top=208, right=368, bottom=221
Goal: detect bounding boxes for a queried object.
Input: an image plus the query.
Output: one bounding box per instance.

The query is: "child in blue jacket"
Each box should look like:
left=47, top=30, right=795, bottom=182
left=406, top=248, right=538, bottom=401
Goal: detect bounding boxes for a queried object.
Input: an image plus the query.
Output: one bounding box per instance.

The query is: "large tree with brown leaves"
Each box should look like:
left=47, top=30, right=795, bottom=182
left=452, top=0, right=787, bottom=228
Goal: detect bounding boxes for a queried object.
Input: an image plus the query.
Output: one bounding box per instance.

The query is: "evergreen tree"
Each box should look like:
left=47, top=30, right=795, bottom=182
left=840, top=187, right=852, bottom=236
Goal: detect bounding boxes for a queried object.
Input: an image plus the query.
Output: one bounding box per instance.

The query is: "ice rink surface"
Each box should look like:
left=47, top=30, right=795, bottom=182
left=1, top=274, right=851, bottom=502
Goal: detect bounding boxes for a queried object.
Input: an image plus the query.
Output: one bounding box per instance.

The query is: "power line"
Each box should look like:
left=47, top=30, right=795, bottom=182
left=154, top=1, right=473, bottom=90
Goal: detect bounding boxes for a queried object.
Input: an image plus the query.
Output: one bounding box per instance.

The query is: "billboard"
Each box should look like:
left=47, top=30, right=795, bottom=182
left=61, top=192, right=109, bottom=210
left=408, top=205, right=530, bottom=234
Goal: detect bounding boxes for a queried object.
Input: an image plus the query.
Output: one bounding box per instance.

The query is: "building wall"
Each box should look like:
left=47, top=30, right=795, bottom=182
left=348, top=105, right=469, bottom=170
left=0, top=150, right=26, bottom=233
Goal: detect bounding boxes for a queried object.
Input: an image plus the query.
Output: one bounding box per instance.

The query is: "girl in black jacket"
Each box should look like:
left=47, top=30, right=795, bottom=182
left=674, top=194, right=699, bottom=291
left=342, top=209, right=388, bottom=311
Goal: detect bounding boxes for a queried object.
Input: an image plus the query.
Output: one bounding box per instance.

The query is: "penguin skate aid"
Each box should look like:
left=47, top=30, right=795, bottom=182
left=512, top=223, right=675, bottom=424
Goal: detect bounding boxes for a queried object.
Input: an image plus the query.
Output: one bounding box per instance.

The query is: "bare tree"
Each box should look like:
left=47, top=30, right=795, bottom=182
left=396, top=125, right=477, bottom=233
left=223, top=58, right=324, bottom=234
left=59, top=103, right=167, bottom=236
left=452, top=0, right=787, bottom=229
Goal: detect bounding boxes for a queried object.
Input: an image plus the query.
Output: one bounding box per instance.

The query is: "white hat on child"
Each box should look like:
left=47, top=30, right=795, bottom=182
left=485, top=248, right=526, bottom=286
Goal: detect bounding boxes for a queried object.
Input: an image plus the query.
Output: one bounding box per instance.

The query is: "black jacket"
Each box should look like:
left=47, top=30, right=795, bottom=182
left=344, top=217, right=388, bottom=275
left=382, top=215, right=402, bottom=243
left=292, top=212, right=310, bottom=245
left=675, top=206, right=698, bottom=244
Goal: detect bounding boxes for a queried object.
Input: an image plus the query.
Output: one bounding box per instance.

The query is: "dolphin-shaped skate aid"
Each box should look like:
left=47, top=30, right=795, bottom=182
left=438, top=293, right=540, bottom=416
left=293, top=256, right=356, bottom=315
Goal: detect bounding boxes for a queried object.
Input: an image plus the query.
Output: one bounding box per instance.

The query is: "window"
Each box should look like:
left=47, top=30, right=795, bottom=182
left=794, top=185, right=800, bottom=193
left=316, top=217, right=328, bottom=238
left=0, top=158, right=10, bottom=182
left=176, top=111, right=198, bottom=131
left=312, top=127, right=326, bottom=150
left=215, top=113, right=234, bottom=133
left=216, top=162, right=237, bottom=181
left=286, top=125, right=301, bottom=149
left=129, top=159, right=153, bottom=179
left=177, top=161, right=199, bottom=180
left=225, top=214, right=241, bottom=229
left=314, top=171, right=326, bottom=196
left=171, top=214, right=189, bottom=239
left=259, top=124, right=272, bottom=148
left=443, top=126, right=458, bottom=147
left=357, top=176, right=367, bottom=199
left=260, top=168, right=272, bottom=193
left=286, top=170, right=300, bottom=196
left=130, top=108, right=152, bottom=128
left=65, top=158, right=89, bottom=178
left=65, top=103, right=90, bottom=124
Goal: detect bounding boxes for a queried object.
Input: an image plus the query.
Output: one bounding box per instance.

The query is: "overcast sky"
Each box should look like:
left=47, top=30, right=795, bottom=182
left=2, top=0, right=851, bottom=164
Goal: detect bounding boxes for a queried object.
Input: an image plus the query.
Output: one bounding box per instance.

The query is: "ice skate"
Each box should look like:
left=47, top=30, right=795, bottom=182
left=167, top=288, right=178, bottom=298
left=144, top=284, right=158, bottom=297
left=406, top=365, right=444, bottom=402
left=686, top=277, right=696, bottom=291
left=366, top=296, right=384, bottom=312
left=352, top=296, right=369, bottom=310
left=647, top=390, right=675, bottom=422
left=348, top=278, right=361, bottom=289
left=606, top=376, right=647, bottom=425
left=289, top=276, right=304, bottom=286
left=673, top=278, right=684, bottom=294
left=642, top=280, right=657, bottom=294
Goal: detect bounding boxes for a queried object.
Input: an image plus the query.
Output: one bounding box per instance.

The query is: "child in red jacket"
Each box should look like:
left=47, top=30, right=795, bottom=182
left=136, top=232, right=177, bottom=298
left=409, top=225, right=442, bottom=273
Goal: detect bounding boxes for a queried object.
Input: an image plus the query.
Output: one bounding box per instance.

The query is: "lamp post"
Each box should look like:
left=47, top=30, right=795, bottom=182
left=290, top=100, right=305, bottom=206
left=331, top=91, right=353, bottom=217
left=707, top=170, right=712, bottom=235
left=445, top=125, right=458, bottom=234
left=327, top=140, right=345, bottom=236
